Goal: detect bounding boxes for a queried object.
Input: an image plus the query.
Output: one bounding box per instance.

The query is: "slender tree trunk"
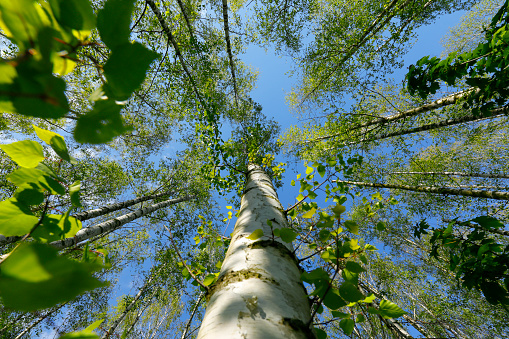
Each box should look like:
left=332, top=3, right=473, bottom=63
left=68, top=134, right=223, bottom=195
left=197, top=164, right=313, bottom=338
left=352, top=110, right=505, bottom=145
left=181, top=292, right=204, bottom=339
left=73, top=190, right=174, bottom=221
left=0, top=190, right=176, bottom=247
left=387, top=171, right=509, bottom=179
left=335, top=179, right=509, bottom=200
left=13, top=302, right=67, bottom=339
left=310, top=87, right=480, bottom=142
left=102, top=266, right=162, bottom=339
left=50, top=195, right=196, bottom=250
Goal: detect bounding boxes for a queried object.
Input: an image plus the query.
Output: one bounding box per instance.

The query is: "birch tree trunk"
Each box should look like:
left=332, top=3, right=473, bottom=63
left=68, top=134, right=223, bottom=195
left=197, top=164, right=313, bottom=339
left=335, top=179, right=509, bottom=200
left=50, top=195, right=196, bottom=250
left=0, top=190, right=177, bottom=247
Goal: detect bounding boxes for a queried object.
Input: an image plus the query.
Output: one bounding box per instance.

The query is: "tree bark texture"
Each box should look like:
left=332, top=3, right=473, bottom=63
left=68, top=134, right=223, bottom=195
left=335, top=179, right=509, bottom=200
left=73, top=190, right=174, bottom=221
left=0, top=190, right=175, bottom=247
left=197, top=164, right=313, bottom=339
left=50, top=195, right=196, bottom=250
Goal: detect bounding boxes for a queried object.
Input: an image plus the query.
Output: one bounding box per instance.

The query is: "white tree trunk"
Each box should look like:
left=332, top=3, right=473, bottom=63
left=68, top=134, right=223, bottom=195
left=197, top=164, right=313, bottom=339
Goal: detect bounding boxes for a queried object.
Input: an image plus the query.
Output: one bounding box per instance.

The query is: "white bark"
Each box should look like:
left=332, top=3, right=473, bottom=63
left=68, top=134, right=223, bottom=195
left=0, top=190, right=176, bottom=247
left=73, top=190, right=174, bottom=221
left=334, top=179, right=509, bottom=200
left=197, top=164, right=313, bottom=339
left=387, top=171, right=509, bottom=179
left=50, top=195, right=196, bottom=250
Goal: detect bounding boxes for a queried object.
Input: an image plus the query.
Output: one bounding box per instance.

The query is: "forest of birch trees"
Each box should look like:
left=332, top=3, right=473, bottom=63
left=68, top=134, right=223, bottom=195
left=0, top=0, right=508, bottom=338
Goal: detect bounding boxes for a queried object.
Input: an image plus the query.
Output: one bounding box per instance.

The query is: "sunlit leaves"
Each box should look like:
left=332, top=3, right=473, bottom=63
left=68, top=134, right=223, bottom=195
left=31, top=212, right=82, bottom=243
left=247, top=229, right=264, bottom=240
left=280, top=228, right=298, bottom=242
left=0, top=243, right=106, bottom=311
left=378, top=300, right=406, bottom=318
left=0, top=198, right=39, bottom=236
left=33, top=125, right=73, bottom=162
left=0, top=140, right=44, bottom=168
left=339, top=318, right=355, bottom=335
left=74, top=99, right=128, bottom=144
left=338, top=282, right=365, bottom=302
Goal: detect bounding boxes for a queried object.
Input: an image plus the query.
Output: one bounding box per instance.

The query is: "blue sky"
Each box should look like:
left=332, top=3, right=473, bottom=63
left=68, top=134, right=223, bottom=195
left=238, top=9, right=466, bottom=210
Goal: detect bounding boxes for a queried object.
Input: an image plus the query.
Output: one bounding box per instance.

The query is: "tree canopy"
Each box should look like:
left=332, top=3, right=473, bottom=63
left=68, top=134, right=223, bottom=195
left=0, top=0, right=508, bottom=338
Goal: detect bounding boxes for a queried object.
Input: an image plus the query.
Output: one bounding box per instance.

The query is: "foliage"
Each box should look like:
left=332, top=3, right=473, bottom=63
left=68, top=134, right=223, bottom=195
left=406, top=0, right=509, bottom=115
left=0, top=126, right=110, bottom=312
left=414, top=217, right=509, bottom=309
left=0, top=0, right=158, bottom=143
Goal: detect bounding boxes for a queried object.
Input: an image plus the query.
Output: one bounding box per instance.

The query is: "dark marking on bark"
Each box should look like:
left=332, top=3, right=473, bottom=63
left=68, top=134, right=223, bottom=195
left=206, top=268, right=279, bottom=301
left=248, top=239, right=299, bottom=264
left=281, top=317, right=317, bottom=339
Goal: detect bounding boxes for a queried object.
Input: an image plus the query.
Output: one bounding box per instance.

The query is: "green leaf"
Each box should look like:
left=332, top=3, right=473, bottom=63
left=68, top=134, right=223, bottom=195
left=14, top=183, right=45, bottom=206
left=317, top=164, right=326, bottom=177
left=7, top=168, right=65, bottom=195
left=103, top=42, right=159, bottom=100
left=0, top=243, right=106, bottom=311
left=7, top=167, right=46, bottom=186
left=58, top=318, right=104, bottom=338
left=279, top=228, right=297, bottom=242
left=332, top=204, right=346, bottom=216
left=84, top=319, right=104, bottom=332
left=361, top=293, right=376, bottom=303
left=56, top=0, right=96, bottom=30
left=306, top=166, right=314, bottom=175
left=344, top=220, right=359, bottom=235
left=376, top=221, right=386, bottom=231
left=341, top=269, right=358, bottom=284
left=481, top=281, right=509, bottom=305
left=301, top=268, right=329, bottom=283
left=59, top=333, right=99, bottom=339
left=247, top=229, right=264, bottom=240
left=379, top=299, right=406, bottom=318
left=203, top=274, right=216, bottom=286
left=69, top=181, right=82, bottom=208
left=302, top=208, right=316, bottom=218
left=31, top=212, right=82, bottom=243
left=97, top=0, right=135, bottom=49
left=323, top=287, right=347, bottom=310
left=74, top=99, right=128, bottom=144
left=0, top=140, right=44, bottom=168
left=338, top=282, right=365, bottom=302
left=33, top=125, right=72, bottom=162
left=471, top=216, right=504, bottom=229
left=339, top=318, right=355, bottom=335
left=345, top=261, right=366, bottom=273
left=364, top=244, right=377, bottom=251
left=0, top=198, right=39, bottom=236
left=331, top=311, right=350, bottom=319
left=319, top=229, right=330, bottom=242
left=314, top=328, right=327, bottom=339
